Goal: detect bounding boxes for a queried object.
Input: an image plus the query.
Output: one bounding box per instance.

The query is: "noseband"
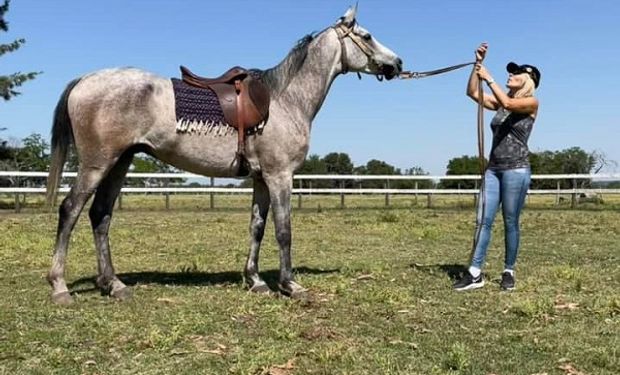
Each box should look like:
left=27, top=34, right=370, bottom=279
left=332, top=23, right=381, bottom=79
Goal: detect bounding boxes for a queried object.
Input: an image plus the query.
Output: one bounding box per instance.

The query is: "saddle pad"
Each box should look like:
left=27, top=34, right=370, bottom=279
left=171, top=78, right=230, bottom=134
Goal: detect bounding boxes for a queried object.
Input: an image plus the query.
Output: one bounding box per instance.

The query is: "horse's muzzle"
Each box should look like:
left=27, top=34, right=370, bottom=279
left=381, top=58, right=403, bottom=81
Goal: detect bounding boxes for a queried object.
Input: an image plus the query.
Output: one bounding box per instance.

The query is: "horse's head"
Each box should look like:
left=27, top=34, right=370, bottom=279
left=333, top=5, right=403, bottom=80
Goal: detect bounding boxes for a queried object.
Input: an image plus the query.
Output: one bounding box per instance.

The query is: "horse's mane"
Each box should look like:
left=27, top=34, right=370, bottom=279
left=259, top=33, right=316, bottom=98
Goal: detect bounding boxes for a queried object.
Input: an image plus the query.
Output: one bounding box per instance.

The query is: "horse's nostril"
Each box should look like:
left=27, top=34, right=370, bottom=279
left=393, top=58, right=403, bottom=73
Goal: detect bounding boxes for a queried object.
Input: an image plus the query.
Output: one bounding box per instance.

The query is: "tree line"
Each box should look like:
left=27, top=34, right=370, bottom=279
left=2, top=130, right=616, bottom=189
left=291, top=152, right=432, bottom=189
left=0, top=132, right=183, bottom=187
left=442, top=148, right=616, bottom=189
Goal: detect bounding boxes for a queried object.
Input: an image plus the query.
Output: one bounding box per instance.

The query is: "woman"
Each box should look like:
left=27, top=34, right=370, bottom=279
left=454, top=42, right=540, bottom=291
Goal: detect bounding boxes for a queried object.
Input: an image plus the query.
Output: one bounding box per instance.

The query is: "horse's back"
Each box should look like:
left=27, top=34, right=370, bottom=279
left=72, top=67, right=170, bottom=104
left=67, top=68, right=175, bottom=159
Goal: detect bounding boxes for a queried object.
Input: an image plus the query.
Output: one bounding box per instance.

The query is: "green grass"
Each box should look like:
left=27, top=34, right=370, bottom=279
left=0, top=196, right=618, bottom=374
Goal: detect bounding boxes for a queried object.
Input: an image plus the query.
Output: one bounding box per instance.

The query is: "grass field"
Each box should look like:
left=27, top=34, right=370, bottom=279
left=0, top=195, right=618, bottom=374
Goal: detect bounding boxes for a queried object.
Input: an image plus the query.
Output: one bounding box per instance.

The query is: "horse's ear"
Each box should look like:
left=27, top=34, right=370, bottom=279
left=339, top=4, right=358, bottom=26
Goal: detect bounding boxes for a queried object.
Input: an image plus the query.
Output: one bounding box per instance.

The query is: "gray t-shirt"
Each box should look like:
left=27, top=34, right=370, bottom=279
left=488, top=107, right=535, bottom=170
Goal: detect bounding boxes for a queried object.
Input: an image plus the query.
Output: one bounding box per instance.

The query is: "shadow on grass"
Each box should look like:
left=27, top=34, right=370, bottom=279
left=410, top=263, right=467, bottom=281
left=67, top=266, right=340, bottom=294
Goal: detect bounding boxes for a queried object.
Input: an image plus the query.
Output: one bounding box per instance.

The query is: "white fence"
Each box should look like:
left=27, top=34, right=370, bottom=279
left=1, top=171, right=619, bottom=211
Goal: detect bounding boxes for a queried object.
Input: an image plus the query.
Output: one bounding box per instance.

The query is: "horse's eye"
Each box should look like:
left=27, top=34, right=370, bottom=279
left=363, top=34, right=372, bottom=41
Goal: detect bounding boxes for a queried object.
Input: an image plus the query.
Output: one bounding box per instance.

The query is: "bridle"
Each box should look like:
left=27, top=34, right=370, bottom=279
left=332, top=22, right=386, bottom=80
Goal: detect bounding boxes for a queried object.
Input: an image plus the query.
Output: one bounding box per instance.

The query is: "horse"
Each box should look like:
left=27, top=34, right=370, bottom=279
left=45, top=5, right=403, bottom=304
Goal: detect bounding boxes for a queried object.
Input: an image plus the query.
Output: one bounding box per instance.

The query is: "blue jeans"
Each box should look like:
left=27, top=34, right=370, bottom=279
left=470, top=167, right=531, bottom=270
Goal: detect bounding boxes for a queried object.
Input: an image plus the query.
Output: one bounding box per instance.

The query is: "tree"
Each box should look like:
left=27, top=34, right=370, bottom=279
left=530, top=147, right=598, bottom=189
left=322, top=152, right=353, bottom=174
left=297, top=154, right=327, bottom=175
left=17, top=133, right=49, bottom=171
left=400, top=166, right=433, bottom=189
left=129, top=154, right=185, bottom=187
left=0, top=128, right=11, bottom=163
left=0, top=132, right=49, bottom=186
left=1, top=0, right=40, bottom=100
left=355, top=159, right=401, bottom=188
left=441, top=155, right=483, bottom=189
left=296, top=153, right=328, bottom=188
left=591, top=150, right=617, bottom=174
left=322, top=152, right=353, bottom=188
left=0, top=127, right=14, bottom=186
left=363, top=159, right=399, bottom=175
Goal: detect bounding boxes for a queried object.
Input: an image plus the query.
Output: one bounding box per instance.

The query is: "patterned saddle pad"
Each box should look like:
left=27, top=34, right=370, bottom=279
left=171, top=78, right=229, bottom=134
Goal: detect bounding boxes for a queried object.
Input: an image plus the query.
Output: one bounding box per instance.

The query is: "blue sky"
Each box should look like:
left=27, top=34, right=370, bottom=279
left=2, top=0, right=619, bottom=175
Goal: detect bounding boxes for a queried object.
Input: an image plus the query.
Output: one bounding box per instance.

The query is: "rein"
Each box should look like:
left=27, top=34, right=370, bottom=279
left=476, top=80, right=486, bottom=175
left=401, top=59, right=488, bottom=261
left=471, top=79, right=487, bottom=257
left=400, top=60, right=486, bottom=176
left=399, top=61, right=475, bottom=80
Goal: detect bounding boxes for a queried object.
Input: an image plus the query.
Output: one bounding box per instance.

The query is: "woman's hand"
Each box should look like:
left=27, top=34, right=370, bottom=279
left=475, top=63, right=492, bottom=82
left=475, top=42, right=488, bottom=62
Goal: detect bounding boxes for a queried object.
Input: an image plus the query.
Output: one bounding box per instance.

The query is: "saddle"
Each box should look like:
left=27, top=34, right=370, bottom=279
left=180, top=65, right=270, bottom=156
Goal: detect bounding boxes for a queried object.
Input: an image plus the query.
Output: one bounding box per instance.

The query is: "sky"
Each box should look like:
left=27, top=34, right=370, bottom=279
left=2, top=0, right=619, bottom=175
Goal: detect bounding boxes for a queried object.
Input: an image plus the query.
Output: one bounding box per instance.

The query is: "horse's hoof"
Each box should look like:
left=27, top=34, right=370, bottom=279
left=51, top=291, right=74, bottom=306
left=110, top=286, right=133, bottom=301
left=248, top=283, right=271, bottom=294
left=278, top=281, right=308, bottom=299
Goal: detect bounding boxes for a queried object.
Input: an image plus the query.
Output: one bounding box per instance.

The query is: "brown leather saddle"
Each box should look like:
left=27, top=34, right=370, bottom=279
left=180, top=65, right=270, bottom=156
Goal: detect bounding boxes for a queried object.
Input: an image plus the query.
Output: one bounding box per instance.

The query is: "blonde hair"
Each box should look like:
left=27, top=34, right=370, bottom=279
left=512, top=73, right=536, bottom=98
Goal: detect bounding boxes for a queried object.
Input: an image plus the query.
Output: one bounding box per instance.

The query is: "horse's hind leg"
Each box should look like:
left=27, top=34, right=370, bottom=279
left=244, top=177, right=271, bottom=293
left=88, top=152, right=133, bottom=300
left=47, top=167, right=108, bottom=305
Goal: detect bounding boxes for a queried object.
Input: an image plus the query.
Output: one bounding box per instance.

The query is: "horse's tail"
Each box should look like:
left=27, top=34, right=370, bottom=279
left=46, top=78, right=81, bottom=208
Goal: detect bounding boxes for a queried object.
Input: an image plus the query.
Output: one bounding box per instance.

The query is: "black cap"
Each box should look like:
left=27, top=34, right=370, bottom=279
left=506, top=62, right=541, bottom=88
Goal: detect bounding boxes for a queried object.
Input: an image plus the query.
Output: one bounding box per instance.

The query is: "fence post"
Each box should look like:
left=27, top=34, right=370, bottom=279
left=14, top=176, right=21, bottom=213
left=385, top=179, right=390, bottom=207
left=118, top=191, right=123, bottom=210
left=164, top=180, right=170, bottom=210
left=297, top=179, right=302, bottom=209
left=571, top=178, right=577, bottom=208
left=14, top=193, right=21, bottom=213
left=555, top=180, right=560, bottom=205
left=210, top=177, right=215, bottom=209
left=427, top=193, right=433, bottom=209
left=414, top=181, right=418, bottom=206
left=340, top=180, right=345, bottom=209
left=474, top=179, right=480, bottom=207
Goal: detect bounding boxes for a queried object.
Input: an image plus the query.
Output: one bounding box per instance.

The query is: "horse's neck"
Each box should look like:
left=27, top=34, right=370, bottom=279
left=279, top=31, right=342, bottom=122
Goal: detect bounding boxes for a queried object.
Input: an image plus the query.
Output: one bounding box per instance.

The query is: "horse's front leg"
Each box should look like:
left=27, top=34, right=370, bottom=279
left=266, top=173, right=307, bottom=298
left=244, top=177, right=271, bottom=293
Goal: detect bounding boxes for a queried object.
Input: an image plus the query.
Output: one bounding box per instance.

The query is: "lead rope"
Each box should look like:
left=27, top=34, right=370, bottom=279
left=399, top=62, right=475, bottom=80
left=470, top=79, right=487, bottom=260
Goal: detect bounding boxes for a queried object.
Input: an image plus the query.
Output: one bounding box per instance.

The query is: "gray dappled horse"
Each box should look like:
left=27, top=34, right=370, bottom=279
left=45, top=6, right=403, bottom=304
